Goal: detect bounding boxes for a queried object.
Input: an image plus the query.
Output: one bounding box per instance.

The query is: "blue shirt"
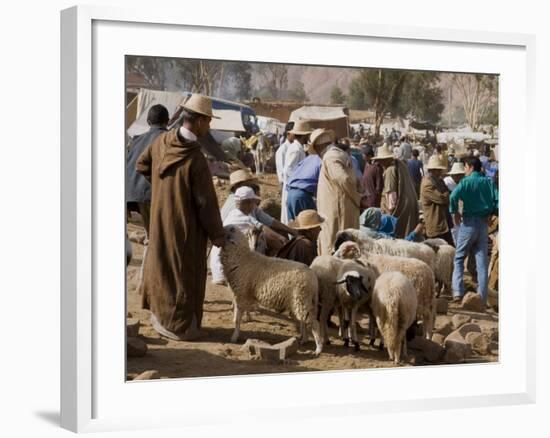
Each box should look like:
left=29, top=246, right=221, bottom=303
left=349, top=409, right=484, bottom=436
left=286, top=155, right=322, bottom=195
left=350, top=155, right=363, bottom=180
left=407, top=158, right=424, bottom=184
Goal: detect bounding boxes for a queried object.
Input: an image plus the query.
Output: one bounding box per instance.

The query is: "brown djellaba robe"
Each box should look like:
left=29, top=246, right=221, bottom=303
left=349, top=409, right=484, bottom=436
left=136, top=129, right=224, bottom=335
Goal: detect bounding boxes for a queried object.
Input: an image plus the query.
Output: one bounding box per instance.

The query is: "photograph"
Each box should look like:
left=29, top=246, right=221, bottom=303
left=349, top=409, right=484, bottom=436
left=125, top=56, right=500, bottom=380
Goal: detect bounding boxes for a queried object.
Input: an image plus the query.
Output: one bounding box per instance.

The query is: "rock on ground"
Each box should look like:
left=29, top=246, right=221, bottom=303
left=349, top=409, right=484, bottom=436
left=431, top=333, right=446, bottom=346
left=133, top=370, right=160, bottom=380
left=127, top=336, right=148, bottom=357
left=436, top=297, right=449, bottom=314
left=435, top=316, right=453, bottom=336
left=451, top=314, right=472, bottom=330
left=465, top=332, right=491, bottom=355
left=444, top=338, right=472, bottom=363
left=408, top=337, right=445, bottom=363
left=462, top=292, right=484, bottom=312
left=127, top=318, right=141, bottom=337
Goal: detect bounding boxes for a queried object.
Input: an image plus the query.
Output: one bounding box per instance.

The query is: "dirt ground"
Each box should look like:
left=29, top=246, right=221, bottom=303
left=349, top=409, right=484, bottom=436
left=126, top=173, right=498, bottom=380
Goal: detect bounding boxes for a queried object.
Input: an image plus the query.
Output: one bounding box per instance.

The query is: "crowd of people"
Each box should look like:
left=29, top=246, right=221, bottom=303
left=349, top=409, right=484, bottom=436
left=126, top=93, right=499, bottom=342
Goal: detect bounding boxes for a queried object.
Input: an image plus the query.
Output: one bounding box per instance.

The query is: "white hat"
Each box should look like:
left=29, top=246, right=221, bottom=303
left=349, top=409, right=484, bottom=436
left=234, top=186, right=261, bottom=202
left=448, top=162, right=466, bottom=175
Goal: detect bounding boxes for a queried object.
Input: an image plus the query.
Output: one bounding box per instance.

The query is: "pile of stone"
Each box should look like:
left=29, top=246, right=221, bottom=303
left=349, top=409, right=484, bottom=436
left=127, top=318, right=148, bottom=358
left=408, top=302, right=499, bottom=364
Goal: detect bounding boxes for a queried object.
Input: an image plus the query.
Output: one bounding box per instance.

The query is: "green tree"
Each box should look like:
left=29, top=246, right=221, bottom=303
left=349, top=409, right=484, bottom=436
left=347, top=69, right=407, bottom=138
left=347, top=69, right=445, bottom=138
left=330, top=85, right=346, bottom=104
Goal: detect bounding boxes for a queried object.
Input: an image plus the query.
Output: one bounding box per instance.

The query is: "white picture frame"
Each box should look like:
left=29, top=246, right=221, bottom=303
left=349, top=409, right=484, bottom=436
left=60, top=5, right=536, bottom=433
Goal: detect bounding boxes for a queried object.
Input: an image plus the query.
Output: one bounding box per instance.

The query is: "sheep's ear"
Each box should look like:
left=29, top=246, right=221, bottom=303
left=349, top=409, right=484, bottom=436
left=334, top=277, right=347, bottom=285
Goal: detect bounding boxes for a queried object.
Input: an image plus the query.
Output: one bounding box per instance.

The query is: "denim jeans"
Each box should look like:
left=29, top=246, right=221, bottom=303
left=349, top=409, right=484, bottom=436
left=452, top=216, right=489, bottom=303
left=287, top=188, right=316, bottom=221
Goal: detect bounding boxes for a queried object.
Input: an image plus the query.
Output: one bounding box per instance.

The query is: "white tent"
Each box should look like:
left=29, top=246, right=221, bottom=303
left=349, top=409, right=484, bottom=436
left=289, top=105, right=347, bottom=122
left=127, top=88, right=245, bottom=138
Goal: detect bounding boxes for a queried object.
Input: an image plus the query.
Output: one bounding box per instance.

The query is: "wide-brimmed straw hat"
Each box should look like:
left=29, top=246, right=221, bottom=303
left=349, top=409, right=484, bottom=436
left=372, top=143, right=394, bottom=160
left=306, top=128, right=335, bottom=154
left=448, top=162, right=466, bottom=175
left=289, top=120, right=313, bottom=135
left=229, top=169, right=257, bottom=190
left=289, top=210, right=325, bottom=230
left=180, top=93, right=220, bottom=119
left=426, top=155, right=448, bottom=170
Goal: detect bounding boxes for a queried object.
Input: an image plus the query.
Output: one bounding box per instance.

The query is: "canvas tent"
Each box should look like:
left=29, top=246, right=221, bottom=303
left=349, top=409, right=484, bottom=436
left=289, top=106, right=349, bottom=139
left=127, top=88, right=246, bottom=138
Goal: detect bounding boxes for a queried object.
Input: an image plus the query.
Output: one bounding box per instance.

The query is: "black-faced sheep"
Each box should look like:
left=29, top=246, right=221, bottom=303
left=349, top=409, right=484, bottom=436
left=334, top=240, right=435, bottom=339
left=310, top=255, right=376, bottom=349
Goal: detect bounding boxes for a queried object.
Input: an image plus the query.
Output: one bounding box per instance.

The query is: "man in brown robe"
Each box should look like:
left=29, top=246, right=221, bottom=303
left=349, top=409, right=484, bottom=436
left=420, top=155, right=453, bottom=245
left=136, top=94, right=225, bottom=341
left=374, top=143, right=419, bottom=239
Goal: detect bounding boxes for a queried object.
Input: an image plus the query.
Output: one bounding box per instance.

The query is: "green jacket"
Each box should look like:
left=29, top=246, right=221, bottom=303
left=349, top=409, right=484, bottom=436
left=449, top=171, right=498, bottom=217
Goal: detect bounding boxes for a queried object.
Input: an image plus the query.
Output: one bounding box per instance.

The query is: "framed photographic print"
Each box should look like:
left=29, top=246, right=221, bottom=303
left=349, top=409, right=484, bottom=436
left=61, top=5, right=536, bottom=433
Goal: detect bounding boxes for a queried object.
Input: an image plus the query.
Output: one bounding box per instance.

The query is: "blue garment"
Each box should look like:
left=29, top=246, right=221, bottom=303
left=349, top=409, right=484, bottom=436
left=485, top=161, right=498, bottom=182
left=126, top=126, right=167, bottom=203
left=452, top=217, right=489, bottom=303
left=287, top=188, right=317, bottom=221
left=378, top=214, right=397, bottom=237
left=407, top=158, right=424, bottom=185
left=349, top=148, right=365, bottom=173
left=350, top=155, right=363, bottom=180
left=286, top=154, right=322, bottom=194
left=359, top=209, right=397, bottom=238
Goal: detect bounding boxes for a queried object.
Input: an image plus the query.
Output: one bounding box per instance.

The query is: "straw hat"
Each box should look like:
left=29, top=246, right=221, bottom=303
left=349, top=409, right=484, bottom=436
left=306, top=128, right=335, bottom=154
left=426, top=155, right=448, bottom=170
left=289, top=120, right=313, bottom=135
left=448, top=162, right=466, bottom=175
left=289, top=210, right=325, bottom=230
left=229, top=169, right=257, bottom=190
left=180, top=93, right=220, bottom=119
left=372, top=143, right=394, bottom=160
left=234, top=186, right=261, bottom=202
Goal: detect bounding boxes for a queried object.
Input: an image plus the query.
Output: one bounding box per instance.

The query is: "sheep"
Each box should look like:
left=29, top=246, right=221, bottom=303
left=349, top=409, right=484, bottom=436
left=334, top=240, right=436, bottom=340
left=333, top=265, right=377, bottom=351
left=310, top=255, right=377, bottom=349
left=220, top=225, right=323, bottom=354
left=370, top=271, right=418, bottom=364
left=422, top=239, right=455, bottom=297
left=334, top=228, right=436, bottom=271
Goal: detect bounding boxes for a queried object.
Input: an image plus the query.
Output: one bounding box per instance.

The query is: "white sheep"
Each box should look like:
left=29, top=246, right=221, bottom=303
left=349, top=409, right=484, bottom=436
left=220, top=225, right=323, bottom=354
left=422, top=239, right=455, bottom=297
left=334, top=241, right=435, bottom=339
left=310, top=255, right=376, bottom=349
left=334, top=229, right=436, bottom=271
left=371, top=271, right=418, bottom=364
